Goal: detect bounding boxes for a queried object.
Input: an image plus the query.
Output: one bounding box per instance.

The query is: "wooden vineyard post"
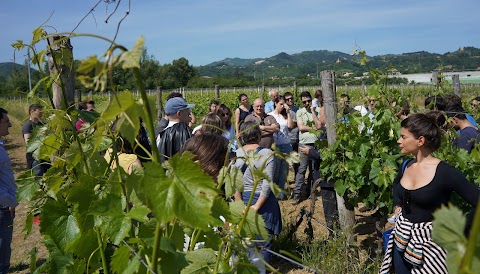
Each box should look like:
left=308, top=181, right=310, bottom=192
left=47, top=35, right=75, bottom=110
left=293, top=81, right=297, bottom=99
left=262, top=77, right=266, bottom=100
left=432, top=70, right=441, bottom=88
left=156, top=86, right=163, bottom=120
left=321, top=70, right=356, bottom=240
left=452, top=74, right=461, bottom=96
left=75, top=89, right=81, bottom=105
left=215, top=85, right=220, bottom=100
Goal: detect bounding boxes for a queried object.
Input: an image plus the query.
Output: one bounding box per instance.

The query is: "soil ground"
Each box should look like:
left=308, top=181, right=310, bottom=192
left=4, top=113, right=384, bottom=273
left=4, top=114, right=48, bottom=274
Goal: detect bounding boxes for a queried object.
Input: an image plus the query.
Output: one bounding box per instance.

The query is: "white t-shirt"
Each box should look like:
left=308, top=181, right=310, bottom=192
left=267, top=112, right=291, bottom=145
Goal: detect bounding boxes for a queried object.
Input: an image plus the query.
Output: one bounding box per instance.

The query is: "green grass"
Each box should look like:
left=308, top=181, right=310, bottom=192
left=270, top=222, right=382, bottom=273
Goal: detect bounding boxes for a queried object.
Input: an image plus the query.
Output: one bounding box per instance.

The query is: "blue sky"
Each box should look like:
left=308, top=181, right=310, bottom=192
left=1, top=0, right=479, bottom=66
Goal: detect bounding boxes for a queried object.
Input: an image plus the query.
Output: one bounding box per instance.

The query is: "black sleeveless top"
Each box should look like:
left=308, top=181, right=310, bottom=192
left=238, top=106, right=252, bottom=122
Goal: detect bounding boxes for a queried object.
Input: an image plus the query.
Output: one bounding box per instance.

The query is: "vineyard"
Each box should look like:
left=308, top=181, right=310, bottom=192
left=2, top=5, right=480, bottom=274
left=4, top=69, right=480, bottom=273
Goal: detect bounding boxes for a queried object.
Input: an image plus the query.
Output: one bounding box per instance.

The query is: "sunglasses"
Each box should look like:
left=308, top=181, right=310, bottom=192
left=221, top=113, right=230, bottom=117
left=285, top=98, right=293, bottom=101
left=472, top=104, right=478, bottom=107
left=302, top=99, right=312, bottom=104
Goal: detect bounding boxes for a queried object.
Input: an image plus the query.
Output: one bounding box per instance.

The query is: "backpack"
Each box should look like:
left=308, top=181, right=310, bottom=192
left=401, top=159, right=413, bottom=174
left=240, top=146, right=263, bottom=174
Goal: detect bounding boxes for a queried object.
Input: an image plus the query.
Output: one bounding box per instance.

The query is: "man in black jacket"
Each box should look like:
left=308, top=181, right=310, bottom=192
left=156, top=97, right=194, bottom=163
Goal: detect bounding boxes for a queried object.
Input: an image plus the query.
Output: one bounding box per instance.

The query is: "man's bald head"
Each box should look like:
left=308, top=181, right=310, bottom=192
left=252, top=98, right=265, bottom=116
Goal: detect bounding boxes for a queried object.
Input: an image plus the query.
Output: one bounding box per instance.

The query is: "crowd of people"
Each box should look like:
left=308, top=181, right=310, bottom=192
left=1, top=89, right=480, bottom=273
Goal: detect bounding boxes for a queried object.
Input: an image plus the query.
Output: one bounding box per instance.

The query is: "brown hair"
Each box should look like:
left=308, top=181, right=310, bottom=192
left=182, top=134, right=228, bottom=182
left=239, top=121, right=261, bottom=145
left=314, top=89, right=323, bottom=106
left=401, top=112, right=443, bottom=151
left=274, top=95, right=287, bottom=119
left=200, top=113, right=224, bottom=135
left=28, top=104, right=43, bottom=114
left=216, top=104, right=232, bottom=129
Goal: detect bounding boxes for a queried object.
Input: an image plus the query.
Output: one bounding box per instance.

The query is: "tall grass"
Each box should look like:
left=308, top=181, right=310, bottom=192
left=301, top=231, right=382, bottom=274
left=270, top=213, right=382, bottom=273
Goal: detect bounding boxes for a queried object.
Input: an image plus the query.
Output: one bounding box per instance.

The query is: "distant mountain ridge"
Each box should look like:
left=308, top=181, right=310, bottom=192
left=199, top=47, right=480, bottom=78
left=205, top=50, right=356, bottom=67
left=0, top=62, right=37, bottom=79
left=0, top=62, right=26, bottom=78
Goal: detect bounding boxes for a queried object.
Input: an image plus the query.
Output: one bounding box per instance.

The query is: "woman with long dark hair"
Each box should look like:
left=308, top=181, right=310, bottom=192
left=217, top=104, right=238, bottom=152
left=181, top=134, right=229, bottom=184
left=267, top=95, right=294, bottom=199
left=380, top=112, right=480, bottom=273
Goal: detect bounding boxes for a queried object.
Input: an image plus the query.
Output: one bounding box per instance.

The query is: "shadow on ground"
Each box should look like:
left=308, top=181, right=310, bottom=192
left=10, top=259, right=46, bottom=273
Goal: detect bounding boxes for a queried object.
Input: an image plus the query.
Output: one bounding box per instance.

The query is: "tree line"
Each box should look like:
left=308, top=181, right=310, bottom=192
left=0, top=47, right=410, bottom=97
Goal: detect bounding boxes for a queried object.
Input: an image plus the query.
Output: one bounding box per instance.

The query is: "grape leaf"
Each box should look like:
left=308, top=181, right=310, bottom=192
left=43, top=238, right=76, bottom=274
left=40, top=199, right=80, bottom=251
left=229, top=201, right=269, bottom=240
left=432, top=205, right=467, bottom=274
left=141, top=154, right=220, bottom=229
left=120, top=36, right=144, bottom=69
left=222, top=166, right=244, bottom=197
left=181, top=249, right=217, bottom=274
left=101, top=91, right=142, bottom=145
left=110, top=246, right=131, bottom=274
left=65, top=229, right=99, bottom=259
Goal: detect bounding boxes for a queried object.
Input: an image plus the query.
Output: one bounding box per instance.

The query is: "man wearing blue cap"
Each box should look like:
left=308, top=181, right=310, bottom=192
left=156, top=97, right=194, bottom=162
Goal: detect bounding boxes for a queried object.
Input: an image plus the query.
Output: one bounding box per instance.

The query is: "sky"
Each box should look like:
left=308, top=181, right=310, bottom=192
left=1, top=0, right=479, bottom=67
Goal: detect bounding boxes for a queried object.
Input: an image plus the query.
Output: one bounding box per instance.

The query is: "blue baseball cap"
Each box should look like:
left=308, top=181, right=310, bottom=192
left=165, top=97, right=195, bottom=115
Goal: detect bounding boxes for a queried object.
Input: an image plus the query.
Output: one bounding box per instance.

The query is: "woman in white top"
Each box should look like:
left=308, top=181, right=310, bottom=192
left=267, top=96, right=294, bottom=199
left=217, top=104, right=238, bottom=153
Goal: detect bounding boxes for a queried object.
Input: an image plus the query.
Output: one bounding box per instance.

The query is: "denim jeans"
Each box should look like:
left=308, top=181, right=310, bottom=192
left=32, top=159, right=49, bottom=177
left=273, top=143, right=292, bottom=197
left=0, top=209, right=13, bottom=274
left=293, top=143, right=316, bottom=197
left=393, top=245, right=413, bottom=273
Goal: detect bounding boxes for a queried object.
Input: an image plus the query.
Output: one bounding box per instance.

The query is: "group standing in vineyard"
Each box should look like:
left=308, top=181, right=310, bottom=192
left=3, top=81, right=480, bottom=273
left=149, top=88, right=480, bottom=272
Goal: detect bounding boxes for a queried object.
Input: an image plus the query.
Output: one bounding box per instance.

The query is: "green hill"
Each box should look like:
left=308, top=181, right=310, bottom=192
left=207, top=57, right=262, bottom=67
left=0, top=62, right=36, bottom=78
left=199, top=47, right=480, bottom=78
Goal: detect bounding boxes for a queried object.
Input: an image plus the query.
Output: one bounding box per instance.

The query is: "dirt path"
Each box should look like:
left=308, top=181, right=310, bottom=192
left=4, top=114, right=48, bottom=273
